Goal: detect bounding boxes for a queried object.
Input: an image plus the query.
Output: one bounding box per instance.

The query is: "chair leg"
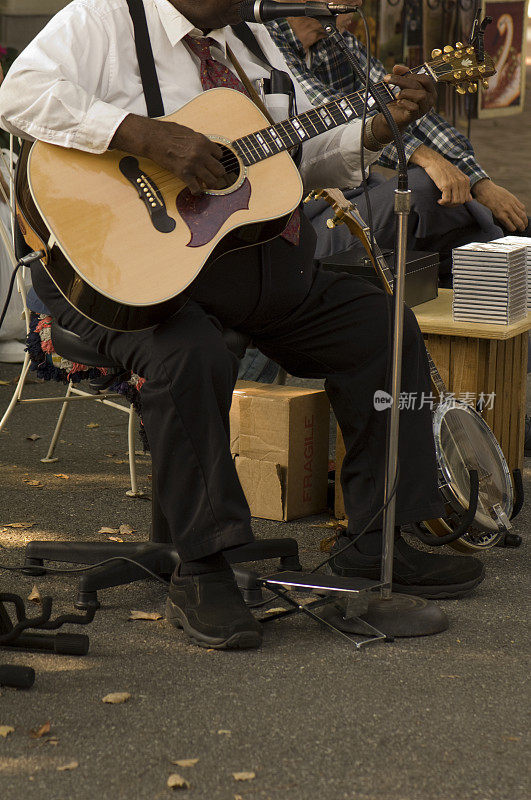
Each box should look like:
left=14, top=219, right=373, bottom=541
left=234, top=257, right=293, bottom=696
left=125, top=404, right=144, bottom=497
left=40, top=381, right=74, bottom=463
left=0, top=352, right=31, bottom=433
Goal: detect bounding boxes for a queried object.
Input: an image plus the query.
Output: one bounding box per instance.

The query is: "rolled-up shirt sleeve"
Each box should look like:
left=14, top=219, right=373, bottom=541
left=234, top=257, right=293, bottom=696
left=0, top=6, right=127, bottom=152
left=299, top=119, right=382, bottom=191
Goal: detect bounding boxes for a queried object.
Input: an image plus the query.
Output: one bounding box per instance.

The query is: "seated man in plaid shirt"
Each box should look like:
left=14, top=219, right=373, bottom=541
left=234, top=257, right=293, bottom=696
left=267, top=13, right=530, bottom=284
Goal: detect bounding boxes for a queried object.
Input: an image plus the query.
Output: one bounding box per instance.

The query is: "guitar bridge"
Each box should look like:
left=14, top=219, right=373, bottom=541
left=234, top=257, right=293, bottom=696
left=119, top=156, right=176, bottom=233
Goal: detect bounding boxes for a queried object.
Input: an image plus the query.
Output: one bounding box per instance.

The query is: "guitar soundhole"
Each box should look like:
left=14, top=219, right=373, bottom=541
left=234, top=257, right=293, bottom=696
left=215, top=145, right=243, bottom=191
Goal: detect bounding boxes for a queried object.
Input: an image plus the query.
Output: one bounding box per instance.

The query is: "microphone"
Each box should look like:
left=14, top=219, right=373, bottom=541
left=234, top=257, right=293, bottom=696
left=238, top=1, right=359, bottom=23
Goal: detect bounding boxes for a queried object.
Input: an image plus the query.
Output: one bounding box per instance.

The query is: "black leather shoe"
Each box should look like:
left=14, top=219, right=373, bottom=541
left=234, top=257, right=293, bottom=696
left=329, top=535, right=485, bottom=598
left=165, top=569, right=262, bottom=650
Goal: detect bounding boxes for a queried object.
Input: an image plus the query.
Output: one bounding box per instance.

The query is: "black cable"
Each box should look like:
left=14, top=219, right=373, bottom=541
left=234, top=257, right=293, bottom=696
left=0, top=555, right=170, bottom=586
left=0, top=250, right=45, bottom=332
left=353, top=8, right=395, bottom=397
left=310, top=464, right=399, bottom=574
left=0, top=261, right=22, bottom=331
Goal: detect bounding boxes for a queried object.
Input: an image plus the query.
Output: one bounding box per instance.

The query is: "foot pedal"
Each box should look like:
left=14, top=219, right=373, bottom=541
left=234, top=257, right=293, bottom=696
left=260, top=571, right=384, bottom=596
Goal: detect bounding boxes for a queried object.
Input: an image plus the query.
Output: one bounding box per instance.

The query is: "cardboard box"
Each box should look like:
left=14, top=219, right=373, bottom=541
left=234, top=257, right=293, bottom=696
left=229, top=380, right=259, bottom=455
left=231, top=384, right=330, bottom=521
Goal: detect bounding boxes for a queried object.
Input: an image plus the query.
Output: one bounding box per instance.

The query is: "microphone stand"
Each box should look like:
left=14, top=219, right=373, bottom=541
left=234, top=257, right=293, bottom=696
left=317, top=16, right=448, bottom=637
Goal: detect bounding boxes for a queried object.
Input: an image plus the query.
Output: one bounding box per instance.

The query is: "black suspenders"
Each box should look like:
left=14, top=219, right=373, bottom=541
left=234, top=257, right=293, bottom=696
left=125, top=0, right=165, bottom=117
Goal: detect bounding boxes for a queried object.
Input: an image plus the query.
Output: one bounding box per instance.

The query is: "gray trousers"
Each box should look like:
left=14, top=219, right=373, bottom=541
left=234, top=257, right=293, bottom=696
left=304, top=166, right=504, bottom=280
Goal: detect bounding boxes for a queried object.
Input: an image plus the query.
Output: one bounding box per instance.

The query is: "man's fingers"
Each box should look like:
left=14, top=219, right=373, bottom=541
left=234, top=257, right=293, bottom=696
left=507, top=207, right=527, bottom=231
left=496, top=211, right=517, bottom=231
left=204, top=154, right=227, bottom=179
left=395, top=98, right=419, bottom=113
left=438, top=186, right=453, bottom=206
left=513, top=205, right=529, bottom=229
left=385, top=71, right=435, bottom=94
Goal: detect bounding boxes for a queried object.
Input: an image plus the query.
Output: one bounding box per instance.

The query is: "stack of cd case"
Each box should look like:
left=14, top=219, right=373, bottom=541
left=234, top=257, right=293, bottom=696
left=452, top=241, right=527, bottom=324
left=492, top=235, right=531, bottom=310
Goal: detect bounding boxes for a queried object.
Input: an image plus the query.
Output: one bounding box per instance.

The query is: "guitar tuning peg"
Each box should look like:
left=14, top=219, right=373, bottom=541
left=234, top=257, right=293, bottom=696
left=443, top=45, right=454, bottom=53
left=453, top=70, right=463, bottom=80
left=431, top=48, right=442, bottom=58
left=303, top=191, right=316, bottom=203
left=455, top=41, right=464, bottom=48
left=478, top=64, right=487, bottom=74
left=467, top=83, right=478, bottom=94
left=326, top=215, right=341, bottom=229
left=466, top=46, right=475, bottom=54
left=481, top=78, right=490, bottom=90
left=456, top=84, right=467, bottom=95
left=466, top=68, right=474, bottom=77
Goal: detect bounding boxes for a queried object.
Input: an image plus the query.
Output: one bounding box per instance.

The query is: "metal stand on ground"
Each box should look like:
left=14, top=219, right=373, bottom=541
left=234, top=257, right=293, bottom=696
left=314, top=16, right=449, bottom=638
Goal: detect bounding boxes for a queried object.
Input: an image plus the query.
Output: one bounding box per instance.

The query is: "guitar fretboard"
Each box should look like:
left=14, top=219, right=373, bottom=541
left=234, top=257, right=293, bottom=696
left=232, top=68, right=426, bottom=166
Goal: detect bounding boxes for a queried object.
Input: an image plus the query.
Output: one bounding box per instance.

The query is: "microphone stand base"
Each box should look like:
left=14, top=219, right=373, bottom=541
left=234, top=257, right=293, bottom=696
left=324, top=593, right=449, bottom=638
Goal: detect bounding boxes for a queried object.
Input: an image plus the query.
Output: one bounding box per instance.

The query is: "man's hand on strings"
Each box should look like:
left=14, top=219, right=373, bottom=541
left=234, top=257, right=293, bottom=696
left=110, top=114, right=227, bottom=195
left=371, top=65, right=436, bottom=143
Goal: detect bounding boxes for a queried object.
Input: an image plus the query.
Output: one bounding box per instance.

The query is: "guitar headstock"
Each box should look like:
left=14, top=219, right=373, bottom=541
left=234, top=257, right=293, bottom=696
left=426, top=43, right=496, bottom=95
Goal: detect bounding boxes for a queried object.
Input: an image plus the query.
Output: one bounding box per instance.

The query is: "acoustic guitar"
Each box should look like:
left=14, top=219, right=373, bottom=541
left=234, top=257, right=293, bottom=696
left=312, top=187, right=515, bottom=552
left=16, top=44, right=494, bottom=331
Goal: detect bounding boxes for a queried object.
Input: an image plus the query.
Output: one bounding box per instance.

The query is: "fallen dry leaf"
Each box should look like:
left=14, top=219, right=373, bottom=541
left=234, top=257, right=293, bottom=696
left=27, top=585, right=42, bottom=605
left=234, top=796, right=244, bottom=800
left=108, top=536, right=123, bottom=542
left=129, top=610, right=162, bottom=621
left=26, top=434, right=41, bottom=441
left=47, top=738, right=59, bottom=746
left=0, top=726, right=14, bottom=738
left=29, top=721, right=51, bottom=739
left=217, top=729, right=231, bottom=735
left=319, top=534, right=337, bottom=552
left=0, top=379, right=10, bottom=386
left=233, top=771, right=256, bottom=782
left=167, top=773, right=190, bottom=790
left=3, top=522, right=34, bottom=528
left=265, top=607, right=286, bottom=615
left=171, top=759, right=199, bottom=768
left=57, top=761, right=78, bottom=771
left=102, top=692, right=131, bottom=704
left=24, top=480, right=43, bottom=487
left=503, top=736, right=521, bottom=742
left=119, top=524, right=135, bottom=536
left=53, top=473, right=69, bottom=480
left=86, top=422, right=100, bottom=428
left=97, top=527, right=119, bottom=535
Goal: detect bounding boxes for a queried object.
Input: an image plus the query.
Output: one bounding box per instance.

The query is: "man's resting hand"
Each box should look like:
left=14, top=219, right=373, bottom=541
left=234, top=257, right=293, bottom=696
left=110, top=114, right=227, bottom=195
left=410, top=145, right=472, bottom=207
left=472, top=179, right=529, bottom=232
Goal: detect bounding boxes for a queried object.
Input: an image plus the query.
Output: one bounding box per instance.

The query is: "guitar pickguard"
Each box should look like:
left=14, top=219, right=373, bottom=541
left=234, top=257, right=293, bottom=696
left=176, top=178, right=251, bottom=248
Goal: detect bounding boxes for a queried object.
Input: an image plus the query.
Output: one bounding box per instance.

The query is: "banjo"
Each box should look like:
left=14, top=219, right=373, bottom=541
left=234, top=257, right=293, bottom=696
left=312, top=188, right=517, bottom=553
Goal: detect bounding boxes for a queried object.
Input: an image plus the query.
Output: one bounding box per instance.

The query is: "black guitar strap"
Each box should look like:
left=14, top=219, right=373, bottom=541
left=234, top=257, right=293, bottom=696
left=125, top=0, right=165, bottom=118
left=230, top=22, right=272, bottom=67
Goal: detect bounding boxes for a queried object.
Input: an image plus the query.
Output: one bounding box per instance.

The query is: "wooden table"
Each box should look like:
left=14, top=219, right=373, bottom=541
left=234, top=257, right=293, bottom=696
left=335, top=289, right=531, bottom=518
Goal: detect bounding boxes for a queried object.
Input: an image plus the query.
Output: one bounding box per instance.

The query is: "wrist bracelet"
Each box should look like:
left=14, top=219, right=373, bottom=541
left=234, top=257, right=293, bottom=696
left=364, top=115, right=386, bottom=152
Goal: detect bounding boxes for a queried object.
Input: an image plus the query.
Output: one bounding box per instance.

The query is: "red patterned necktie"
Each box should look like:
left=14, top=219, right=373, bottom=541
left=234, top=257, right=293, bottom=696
left=183, top=34, right=300, bottom=246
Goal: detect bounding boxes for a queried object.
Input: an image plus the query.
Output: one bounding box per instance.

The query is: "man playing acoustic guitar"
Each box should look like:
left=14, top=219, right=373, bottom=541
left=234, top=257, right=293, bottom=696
left=0, top=0, right=484, bottom=650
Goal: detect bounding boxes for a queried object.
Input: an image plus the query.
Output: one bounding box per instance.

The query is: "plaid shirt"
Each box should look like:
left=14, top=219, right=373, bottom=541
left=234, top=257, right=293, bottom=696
left=267, top=20, right=489, bottom=186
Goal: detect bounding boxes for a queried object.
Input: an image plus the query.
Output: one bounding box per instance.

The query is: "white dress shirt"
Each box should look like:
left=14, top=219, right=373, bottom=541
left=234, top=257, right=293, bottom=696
left=0, top=0, right=380, bottom=189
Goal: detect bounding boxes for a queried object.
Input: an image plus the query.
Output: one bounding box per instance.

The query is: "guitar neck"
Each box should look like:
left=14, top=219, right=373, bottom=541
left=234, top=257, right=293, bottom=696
left=233, top=65, right=427, bottom=165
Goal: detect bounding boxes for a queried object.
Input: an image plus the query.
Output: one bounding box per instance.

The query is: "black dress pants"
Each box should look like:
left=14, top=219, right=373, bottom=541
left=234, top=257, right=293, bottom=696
left=32, top=214, right=444, bottom=560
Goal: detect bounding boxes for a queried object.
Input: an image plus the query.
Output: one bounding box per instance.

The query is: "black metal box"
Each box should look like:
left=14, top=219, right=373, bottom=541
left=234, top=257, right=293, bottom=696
left=319, top=249, right=439, bottom=308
